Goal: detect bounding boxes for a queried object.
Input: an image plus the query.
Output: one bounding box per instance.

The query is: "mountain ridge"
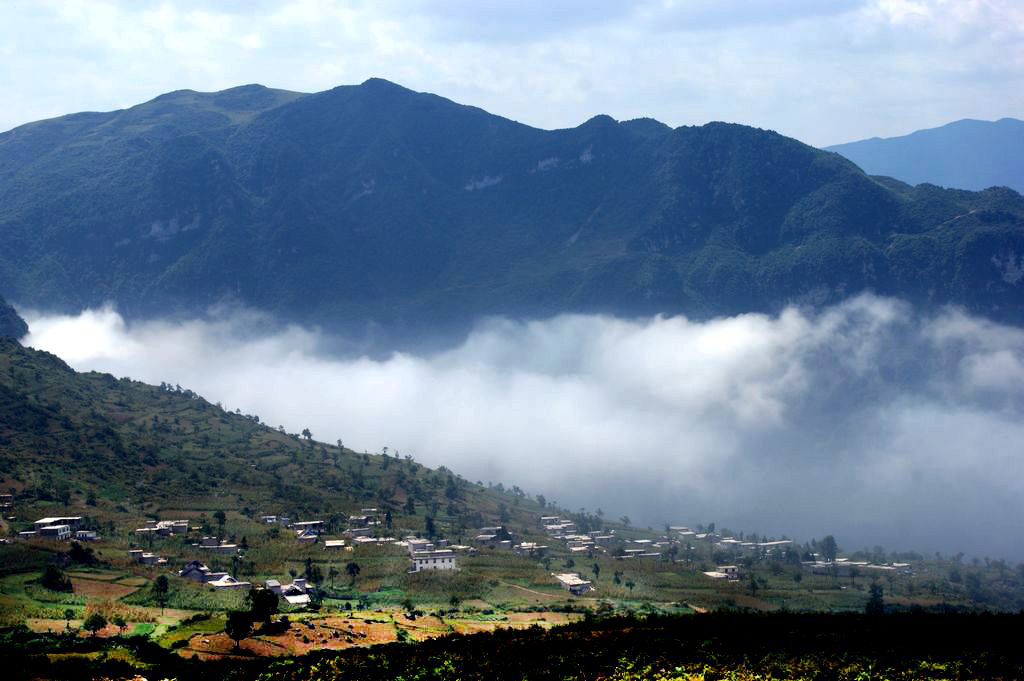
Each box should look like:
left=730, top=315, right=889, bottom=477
left=1, top=80, right=1022, bottom=341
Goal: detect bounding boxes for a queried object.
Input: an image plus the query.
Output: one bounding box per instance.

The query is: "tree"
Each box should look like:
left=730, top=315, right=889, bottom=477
left=592, top=563, right=601, bottom=582
left=84, top=613, right=107, bottom=637
left=620, top=516, right=631, bottom=528
left=40, top=565, right=73, bottom=592
left=246, top=587, right=279, bottom=625
left=425, top=516, right=437, bottom=539
left=301, top=428, right=312, bottom=441
left=214, top=510, right=227, bottom=532
left=328, top=565, right=340, bottom=587
left=821, top=535, right=838, bottom=563
left=865, top=581, right=885, bottom=615
left=113, top=615, right=127, bottom=636
left=152, top=575, right=170, bottom=614
left=346, top=561, right=361, bottom=586
left=225, top=611, right=253, bottom=649
left=748, top=576, right=761, bottom=597
left=449, top=595, right=462, bottom=609
left=613, top=571, right=623, bottom=586
left=625, top=579, right=636, bottom=593
left=64, top=608, right=75, bottom=630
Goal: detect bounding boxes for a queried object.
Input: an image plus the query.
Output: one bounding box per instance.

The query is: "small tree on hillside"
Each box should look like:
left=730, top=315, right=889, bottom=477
left=214, top=510, right=227, bottom=532
left=113, top=615, right=127, bottom=636
left=346, top=561, right=361, bottom=586
left=225, top=611, right=253, bottom=649
left=152, top=575, right=170, bottom=614
left=64, top=608, right=75, bottom=630
left=84, top=613, right=107, bottom=637
left=821, top=535, right=838, bottom=563
left=866, top=581, right=885, bottom=615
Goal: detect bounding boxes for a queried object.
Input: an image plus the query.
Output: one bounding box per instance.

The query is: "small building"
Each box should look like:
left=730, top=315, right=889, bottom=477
left=410, top=549, right=457, bottom=573
left=553, top=572, right=594, bottom=596
left=33, top=516, right=83, bottom=531
left=703, top=565, right=739, bottom=580
left=344, top=527, right=373, bottom=538
left=514, top=542, right=548, bottom=557
left=324, top=539, right=346, bottom=550
left=292, top=521, right=324, bottom=535
left=208, top=575, right=251, bottom=590
left=266, top=578, right=311, bottom=605
left=18, top=530, right=37, bottom=539
left=38, top=524, right=71, bottom=540
left=179, top=560, right=214, bottom=582
left=75, top=530, right=98, bottom=541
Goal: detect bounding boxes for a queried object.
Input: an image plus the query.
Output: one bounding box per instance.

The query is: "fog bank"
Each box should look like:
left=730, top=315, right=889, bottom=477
left=22, top=295, right=1024, bottom=560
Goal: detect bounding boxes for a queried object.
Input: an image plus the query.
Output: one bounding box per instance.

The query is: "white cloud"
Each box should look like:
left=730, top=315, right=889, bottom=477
left=0, top=1, right=1020, bottom=145
left=20, top=295, right=1024, bottom=559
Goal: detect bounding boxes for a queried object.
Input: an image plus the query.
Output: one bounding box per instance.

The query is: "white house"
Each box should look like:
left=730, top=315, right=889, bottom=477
left=409, top=549, right=457, bottom=573
left=553, top=573, right=594, bottom=596
left=38, top=524, right=71, bottom=540
left=703, top=565, right=740, bottom=580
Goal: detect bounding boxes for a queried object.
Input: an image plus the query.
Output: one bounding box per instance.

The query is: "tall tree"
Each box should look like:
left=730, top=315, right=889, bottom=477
left=225, top=611, right=253, bottom=649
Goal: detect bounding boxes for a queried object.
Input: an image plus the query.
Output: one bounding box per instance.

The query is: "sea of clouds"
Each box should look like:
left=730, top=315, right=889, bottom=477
left=21, top=295, right=1024, bottom=560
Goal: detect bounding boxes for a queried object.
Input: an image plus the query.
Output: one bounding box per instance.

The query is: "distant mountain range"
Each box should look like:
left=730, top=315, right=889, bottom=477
left=826, top=118, right=1024, bottom=194
left=1, top=80, right=1023, bottom=337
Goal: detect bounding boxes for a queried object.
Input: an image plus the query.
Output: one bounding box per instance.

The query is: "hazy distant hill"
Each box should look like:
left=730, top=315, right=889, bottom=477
left=0, top=295, right=27, bottom=340
left=1, top=80, right=1023, bottom=336
left=826, top=118, right=1024, bottom=194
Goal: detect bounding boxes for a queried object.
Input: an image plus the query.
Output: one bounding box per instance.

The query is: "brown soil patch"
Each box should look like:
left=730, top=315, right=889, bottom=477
left=73, top=577, right=139, bottom=600
left=66, top=571, right=123, bottom=582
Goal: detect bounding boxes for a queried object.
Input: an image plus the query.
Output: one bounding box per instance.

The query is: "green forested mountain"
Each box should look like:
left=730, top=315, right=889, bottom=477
left=1, top=79, right=1023, bottom=334
left=0, top=296, right=27, bottom=339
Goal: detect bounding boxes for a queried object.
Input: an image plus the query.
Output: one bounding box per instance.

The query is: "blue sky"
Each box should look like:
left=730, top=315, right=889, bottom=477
left=1, top=0, right=1021, bottom=146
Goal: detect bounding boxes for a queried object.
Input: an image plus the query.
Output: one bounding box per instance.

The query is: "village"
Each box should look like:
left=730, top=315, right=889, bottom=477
left=16, top=508, right=913, bottom=604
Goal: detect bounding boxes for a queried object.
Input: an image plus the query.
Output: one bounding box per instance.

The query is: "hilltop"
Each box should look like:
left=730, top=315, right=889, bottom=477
left=1, top=80, right=1022, bottom=339
left=826, top=118, right=1024, bottom=194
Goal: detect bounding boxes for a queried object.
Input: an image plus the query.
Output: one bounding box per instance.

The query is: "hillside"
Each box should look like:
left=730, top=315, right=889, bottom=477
left=1, top=80, right=1023, bottom=338
left=826, top=118, right=1024, bottom=194
left=0, top=295, right=26, bottom=339
left=0, top=336, right=539, bottom=532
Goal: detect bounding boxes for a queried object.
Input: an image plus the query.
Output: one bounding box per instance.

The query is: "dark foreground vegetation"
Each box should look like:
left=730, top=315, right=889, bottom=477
left=4, top=612, right=1022, bottom=681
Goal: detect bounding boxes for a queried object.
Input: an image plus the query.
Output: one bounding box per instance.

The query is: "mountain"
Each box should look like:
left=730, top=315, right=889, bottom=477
left=0, top=295, right=27, bottom=340
left=1, top=80, right=1023, bottom=337
left=826, top=118, right=1024, bottom=194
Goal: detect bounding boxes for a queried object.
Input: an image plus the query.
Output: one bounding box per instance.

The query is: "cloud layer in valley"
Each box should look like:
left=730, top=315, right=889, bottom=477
left=21, top=295, right=1024, bottom=560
